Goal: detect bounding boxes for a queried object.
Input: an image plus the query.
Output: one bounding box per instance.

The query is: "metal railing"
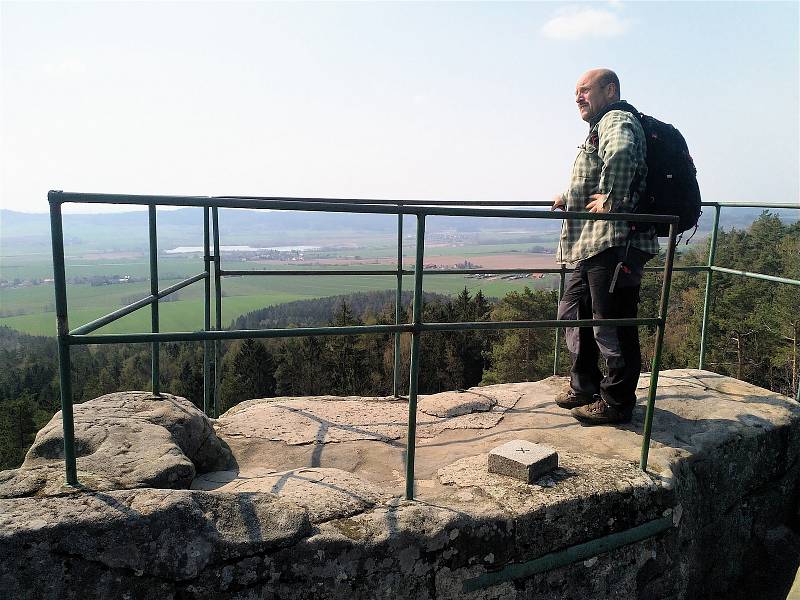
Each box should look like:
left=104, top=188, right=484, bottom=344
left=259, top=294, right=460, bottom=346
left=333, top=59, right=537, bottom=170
left=48, top=191, right=798, bottom=498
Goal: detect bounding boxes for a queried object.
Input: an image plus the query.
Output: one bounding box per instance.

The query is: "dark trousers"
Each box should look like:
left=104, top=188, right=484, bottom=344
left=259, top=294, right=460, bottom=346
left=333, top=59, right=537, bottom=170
left=556, top=247, right=650, bottom=409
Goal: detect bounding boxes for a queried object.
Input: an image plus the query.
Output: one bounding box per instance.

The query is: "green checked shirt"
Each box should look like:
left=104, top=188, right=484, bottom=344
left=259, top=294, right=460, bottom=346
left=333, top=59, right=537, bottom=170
left=556, top=108, right=660, bottom=264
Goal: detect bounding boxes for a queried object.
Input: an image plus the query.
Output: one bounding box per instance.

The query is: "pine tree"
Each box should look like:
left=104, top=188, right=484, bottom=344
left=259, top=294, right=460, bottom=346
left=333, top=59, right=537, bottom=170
left=0, top=393, right=40, bottom=469
left=220, top=339, right=276, bottom=410
left=481, top=287, right=557, bottom=385
left=274, top=336, right=329, bottom=396
left=326, top=301, right=369, bottom=395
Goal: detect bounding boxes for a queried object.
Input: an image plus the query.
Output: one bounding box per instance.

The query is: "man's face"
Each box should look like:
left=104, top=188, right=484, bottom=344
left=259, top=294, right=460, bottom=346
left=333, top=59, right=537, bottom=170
left=575, top=73, right=615, bottom=123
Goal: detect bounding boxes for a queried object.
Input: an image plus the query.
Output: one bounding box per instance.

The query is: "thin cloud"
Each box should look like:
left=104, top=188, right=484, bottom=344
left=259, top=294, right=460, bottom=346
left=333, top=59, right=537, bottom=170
left=412, top=93, right=428, bottom=107
left=42, top=58, right=87, bottom=77
left=541, top=7, right=632, bottom=41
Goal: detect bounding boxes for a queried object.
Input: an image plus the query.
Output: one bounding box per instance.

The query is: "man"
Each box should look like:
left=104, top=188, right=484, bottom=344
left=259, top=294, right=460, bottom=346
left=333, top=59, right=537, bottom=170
left=552, top=68, right=659, bottom=425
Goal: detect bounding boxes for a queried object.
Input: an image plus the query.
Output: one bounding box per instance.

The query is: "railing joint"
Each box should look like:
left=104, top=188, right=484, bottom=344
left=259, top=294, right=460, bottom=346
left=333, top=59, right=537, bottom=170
left=47, top=190, right=64, bottom=205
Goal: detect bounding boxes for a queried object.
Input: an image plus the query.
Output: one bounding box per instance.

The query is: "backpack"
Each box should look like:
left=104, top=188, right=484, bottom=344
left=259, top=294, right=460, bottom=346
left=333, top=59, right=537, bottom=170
left=609, top=102, right=703, bottom=237
left=596, top=102, right=702, bottom=237
left=633, top=113, right=702, bottom=237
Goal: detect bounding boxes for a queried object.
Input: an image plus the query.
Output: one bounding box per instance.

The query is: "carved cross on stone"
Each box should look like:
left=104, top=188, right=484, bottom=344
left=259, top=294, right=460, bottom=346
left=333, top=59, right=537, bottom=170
left=516, top=447, right=530, bottom=454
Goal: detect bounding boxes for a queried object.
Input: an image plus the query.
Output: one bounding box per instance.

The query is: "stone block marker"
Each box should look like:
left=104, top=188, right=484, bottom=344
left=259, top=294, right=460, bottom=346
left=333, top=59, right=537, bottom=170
left=488, top=439, right=558, bottom=483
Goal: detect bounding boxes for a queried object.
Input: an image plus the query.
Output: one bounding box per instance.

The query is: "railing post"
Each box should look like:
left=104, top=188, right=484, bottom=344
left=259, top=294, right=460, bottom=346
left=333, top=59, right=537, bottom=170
left=640, top=222, right=678, bottom=471
left=148, top=205, right=160, bottom=396
left=699, top=205, right=721, bottom=370
left=212, top=207, right=222, bottom=418
left=203, top=207, right=212, bottom=415
left=48, top=192, right=78, bottom=486
left=553, top=265, right=566, bottom=375
left=405, top=213, right=426, bottom=500
left=393, top=205, right=404, bottom=397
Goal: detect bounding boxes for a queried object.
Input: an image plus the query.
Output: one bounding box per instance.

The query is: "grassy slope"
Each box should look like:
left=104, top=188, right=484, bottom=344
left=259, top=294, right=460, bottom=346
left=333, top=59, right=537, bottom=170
left=1, top=271, right=558, bottom=336
left=1, top=226, right=742, bottom=339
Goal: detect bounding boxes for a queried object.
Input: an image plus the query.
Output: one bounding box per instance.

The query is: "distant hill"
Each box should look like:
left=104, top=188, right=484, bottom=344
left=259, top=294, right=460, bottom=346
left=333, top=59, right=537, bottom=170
left=0, top=206, right=564, bottom=255
left=1, top=205, right=796, bottom=255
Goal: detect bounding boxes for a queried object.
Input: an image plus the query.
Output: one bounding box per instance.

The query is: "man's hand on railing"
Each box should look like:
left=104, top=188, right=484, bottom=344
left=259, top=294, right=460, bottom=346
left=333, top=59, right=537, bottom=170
left=586, top=193, right=611, bottom=213
left=551, top=195, right=566, bottom=211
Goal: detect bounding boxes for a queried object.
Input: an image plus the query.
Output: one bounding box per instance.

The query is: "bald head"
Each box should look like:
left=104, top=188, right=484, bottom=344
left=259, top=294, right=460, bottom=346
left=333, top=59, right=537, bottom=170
left=575, top=68, right=621, bottom=123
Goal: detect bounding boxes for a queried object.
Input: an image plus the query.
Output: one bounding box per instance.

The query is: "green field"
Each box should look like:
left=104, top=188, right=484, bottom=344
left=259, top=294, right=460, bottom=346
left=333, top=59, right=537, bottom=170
left=316, top=237, right=559, bottom=260
left=1, top=254, right=558, bottom=336
left=1, top=253, right=205, bottom=281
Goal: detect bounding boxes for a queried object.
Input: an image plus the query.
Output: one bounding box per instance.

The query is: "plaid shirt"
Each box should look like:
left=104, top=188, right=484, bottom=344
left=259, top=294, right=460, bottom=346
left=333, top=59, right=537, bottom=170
left=556, top=109, right=660, bottom=264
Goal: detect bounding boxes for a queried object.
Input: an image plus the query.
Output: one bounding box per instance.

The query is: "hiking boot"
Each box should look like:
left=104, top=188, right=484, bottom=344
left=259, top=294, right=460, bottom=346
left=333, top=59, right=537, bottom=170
left=571, top=396, right=633, bottom=425
left=555, top=389, right=597, bottom=409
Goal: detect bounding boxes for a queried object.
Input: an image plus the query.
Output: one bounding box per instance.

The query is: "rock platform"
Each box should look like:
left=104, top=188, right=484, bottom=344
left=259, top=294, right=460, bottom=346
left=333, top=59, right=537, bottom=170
left=1, top=369, right=799, bottom=599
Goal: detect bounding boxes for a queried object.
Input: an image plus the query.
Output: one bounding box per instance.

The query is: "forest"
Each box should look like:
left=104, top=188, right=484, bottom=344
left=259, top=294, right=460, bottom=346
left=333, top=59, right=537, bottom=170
left=1, top=212, right=797, bottom=470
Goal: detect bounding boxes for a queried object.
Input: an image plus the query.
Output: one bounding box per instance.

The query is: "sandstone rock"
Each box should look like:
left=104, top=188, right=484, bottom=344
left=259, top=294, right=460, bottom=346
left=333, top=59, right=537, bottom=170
left=215, top=385, right=524, bottom=446
left=192, top=467, right=391, bottom=523
left=419, top=388, right=497, bottom=418
left=0, top=391, right=232, bottom=498
left=437, top=450, right=668, bottom=553
left=2, top=370, right=800, bottom=599
left=218, top=397, right=411, bottom=444
left=0, top=465, right=51, bottom=498
left=0, top=488, right=310, bottom=599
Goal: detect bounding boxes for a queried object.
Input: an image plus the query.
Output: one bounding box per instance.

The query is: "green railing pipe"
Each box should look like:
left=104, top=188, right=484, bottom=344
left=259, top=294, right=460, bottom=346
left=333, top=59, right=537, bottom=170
left=148, top=205, right=161, bottom=396
left=66, top=319, right=661, bottom=345
left=221, top=265, right=720, bottom=277
left=68, top=324, right=414, bottom=345
left=69, top=296, right=162, bottom=336
left=462, top=514, right=674, bottom=592
left=424, top=267, right=564, bottom=275
left=394, top=208, right=404, bottom=397
left=50, top=191, right=678, bottom=224
left=222, top=269, right=408, bottom=277
left=215, top=265, right=718, bottom=278
left=405, top=214, right=426, bottom=500
left=421, top=318, right=660, bottom=332
left=640, top=223, right=679, bottom=471
left=699, top=205, right=721, bottom=370
left=204, top=207, right=212, bottom=415
left=710, top=266, right=800, bottom=287
left=216, top=196, right=798, bottom=210
left=54, top=192, right=418, bottom=213
left=55, top=191, right=528, bottom=213
left=223, top=265, right=715, bottom=277
left=69, top=273, right=207, bottom=336
left=51, top=191, right=797, bottom=214
left=48, top=196, right=78, bottom=486
left=212, top=207, right=222, bottom=418
left=217, top=195, right=554, bottom=207
left=701, top=201, right=800, bottom=209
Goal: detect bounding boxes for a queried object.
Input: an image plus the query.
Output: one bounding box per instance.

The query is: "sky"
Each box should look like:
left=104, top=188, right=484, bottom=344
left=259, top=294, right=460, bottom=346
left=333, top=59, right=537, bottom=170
left=1, top=1, right=798, bottom=214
